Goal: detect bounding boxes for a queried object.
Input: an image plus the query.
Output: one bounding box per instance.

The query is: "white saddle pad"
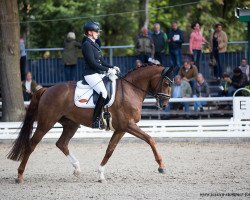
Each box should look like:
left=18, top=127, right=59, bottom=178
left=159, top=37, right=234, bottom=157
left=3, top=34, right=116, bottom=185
left=74, top=75, right=117, bottom=108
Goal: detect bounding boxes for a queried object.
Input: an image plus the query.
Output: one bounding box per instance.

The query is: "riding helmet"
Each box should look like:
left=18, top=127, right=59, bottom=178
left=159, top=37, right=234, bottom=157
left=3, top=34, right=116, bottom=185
left=83, top=21, right=101, bottom=34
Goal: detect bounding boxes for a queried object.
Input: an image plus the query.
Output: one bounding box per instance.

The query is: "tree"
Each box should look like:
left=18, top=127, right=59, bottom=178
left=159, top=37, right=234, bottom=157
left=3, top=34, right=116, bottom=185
left=0, top=0, right=25, bottom=121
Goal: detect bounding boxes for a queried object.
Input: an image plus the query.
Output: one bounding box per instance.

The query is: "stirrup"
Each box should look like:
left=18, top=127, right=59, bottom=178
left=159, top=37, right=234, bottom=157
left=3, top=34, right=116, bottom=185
left=92, top=120, right=100, bottom=129
left=103, top=111, right=111, bottom=120
left=92, top=117, right=105, bottom=129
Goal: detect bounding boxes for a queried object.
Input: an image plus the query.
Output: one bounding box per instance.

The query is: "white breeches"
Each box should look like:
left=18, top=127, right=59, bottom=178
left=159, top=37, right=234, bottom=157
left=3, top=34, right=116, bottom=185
left=84, top=73, right=107, bottom=99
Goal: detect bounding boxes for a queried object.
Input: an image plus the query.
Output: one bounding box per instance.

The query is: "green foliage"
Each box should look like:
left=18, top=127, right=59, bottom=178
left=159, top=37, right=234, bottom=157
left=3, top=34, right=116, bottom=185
left=18, top=0, right=250, bottom=56
left=148, top=0, right=250, bottom=49
left=242, top=85, right=250, bottom=96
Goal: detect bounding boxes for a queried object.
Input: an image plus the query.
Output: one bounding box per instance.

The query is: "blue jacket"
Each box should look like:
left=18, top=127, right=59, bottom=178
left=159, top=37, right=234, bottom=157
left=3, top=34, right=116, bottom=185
left=82, top=37, right=113, bottom=76
left=167, top=28, right=184, bottom=50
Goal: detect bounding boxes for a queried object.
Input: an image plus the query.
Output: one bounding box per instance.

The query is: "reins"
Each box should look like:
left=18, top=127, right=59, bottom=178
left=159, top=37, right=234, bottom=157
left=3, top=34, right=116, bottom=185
left=75, top=67, right=172, bottom=102
left=117, top=67, right=172, bottom=100
left=116, top=73, right=160, bottom=99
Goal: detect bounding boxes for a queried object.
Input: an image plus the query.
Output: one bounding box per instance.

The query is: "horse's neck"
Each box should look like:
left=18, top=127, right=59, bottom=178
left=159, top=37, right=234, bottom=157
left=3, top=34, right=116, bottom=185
left=124, top=67, right=159, bottom=100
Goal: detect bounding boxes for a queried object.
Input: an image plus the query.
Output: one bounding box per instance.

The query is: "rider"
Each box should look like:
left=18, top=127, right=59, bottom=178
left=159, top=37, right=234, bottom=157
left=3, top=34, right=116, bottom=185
left=82, top=21, right=120, bottom=128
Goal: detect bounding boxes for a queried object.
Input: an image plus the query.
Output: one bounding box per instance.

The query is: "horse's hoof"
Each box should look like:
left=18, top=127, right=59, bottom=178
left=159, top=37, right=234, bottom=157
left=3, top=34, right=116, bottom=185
left=15, top=178, right=24, bottom=184
left=73, top=169, right=81, bottom=177
left=158, top=168, right=166, bottom=174
left=98, top=179, right=107, bottom=183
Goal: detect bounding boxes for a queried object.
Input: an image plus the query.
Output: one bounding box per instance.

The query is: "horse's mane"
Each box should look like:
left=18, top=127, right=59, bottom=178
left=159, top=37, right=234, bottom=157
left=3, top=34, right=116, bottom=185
left=124, top=63, right=163, bottom=78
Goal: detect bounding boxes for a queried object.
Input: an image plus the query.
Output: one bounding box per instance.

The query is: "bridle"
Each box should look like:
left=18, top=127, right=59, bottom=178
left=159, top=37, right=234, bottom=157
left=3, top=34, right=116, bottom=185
left=153, top=67, right=173, bottom=108
left=118, top=67, right=173, bottom=108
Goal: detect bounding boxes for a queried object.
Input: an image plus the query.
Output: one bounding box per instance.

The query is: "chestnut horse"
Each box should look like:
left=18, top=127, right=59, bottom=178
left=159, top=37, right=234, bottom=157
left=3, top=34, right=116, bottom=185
left=8, top=64, right=171, bottom=183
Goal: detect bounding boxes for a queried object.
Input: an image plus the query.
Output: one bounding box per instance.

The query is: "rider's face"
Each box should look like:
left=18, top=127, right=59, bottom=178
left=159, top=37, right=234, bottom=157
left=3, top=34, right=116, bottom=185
left=88, top=31, right=99, bottom=40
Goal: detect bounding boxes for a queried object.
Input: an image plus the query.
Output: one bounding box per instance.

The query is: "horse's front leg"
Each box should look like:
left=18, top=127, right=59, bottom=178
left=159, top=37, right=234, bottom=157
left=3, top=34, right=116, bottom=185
left=126, top=122, right=166, bottom=173
left=98, top=131, right=125, bottom=182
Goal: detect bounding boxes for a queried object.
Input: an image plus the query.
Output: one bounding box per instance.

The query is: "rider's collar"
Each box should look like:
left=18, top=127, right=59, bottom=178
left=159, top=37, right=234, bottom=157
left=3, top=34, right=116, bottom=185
left=87, top=36, right=96, bottom=43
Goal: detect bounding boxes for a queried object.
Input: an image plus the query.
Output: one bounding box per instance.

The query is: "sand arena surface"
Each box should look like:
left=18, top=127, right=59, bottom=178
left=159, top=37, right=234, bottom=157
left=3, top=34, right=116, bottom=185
left=0, top=139, right=249, bottom=200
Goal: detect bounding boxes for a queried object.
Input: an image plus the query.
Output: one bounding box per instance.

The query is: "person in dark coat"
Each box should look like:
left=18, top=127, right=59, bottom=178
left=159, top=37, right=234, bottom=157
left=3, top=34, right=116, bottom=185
left=82, top=21, right=119, bottom=128
left=151, top=23, right=168, bottom=67
left=227, top=67, right=248, bottom=96
left=193, top=73, right=210, bottom=112
left=135, top=26, right=155, bottom=63
left=62, top=32, right=81, bottom=81
left=20, top=38, right=26, bottom=81
left=167, top=21, right=184, bottom=75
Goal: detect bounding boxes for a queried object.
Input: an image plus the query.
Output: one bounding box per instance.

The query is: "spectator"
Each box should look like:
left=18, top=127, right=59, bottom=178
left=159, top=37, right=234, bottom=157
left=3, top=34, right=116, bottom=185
left=218, top=72, right=230, bottom=96
left=227, top=67, right=248, bottom=96
left=165, top=75, right=192, bottom=119
left=151, top=23, right=168, bottom=67
left=193, top=73, right=210, bottom=112
left=62, top=32, right=81, bottom=81
left=178, top=60, right=198, bottom=89
left=20, top=38, right=26, bottom=81
left=238, top=58, right=249, bottom=81
left=210, top=23, right=228, bottom=79
left=22, top=72, right=40, bottom=101
left=189, top=22, right=207, bottom=71
left=167, top=21, right=184, bottom=75
left=135, top=26, right=155, bottom=63
left=135, top=59, right=142, bottom=69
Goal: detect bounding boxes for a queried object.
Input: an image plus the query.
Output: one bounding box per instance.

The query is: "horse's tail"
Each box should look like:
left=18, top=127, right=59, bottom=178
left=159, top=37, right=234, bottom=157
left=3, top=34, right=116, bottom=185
left=7, top=88, right=47, bottom=161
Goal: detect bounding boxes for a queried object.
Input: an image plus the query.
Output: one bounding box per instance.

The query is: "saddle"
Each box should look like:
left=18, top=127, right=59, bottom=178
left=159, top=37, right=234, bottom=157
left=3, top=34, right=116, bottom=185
left=74, top=74, right=117, bottom=109
left=74, top=75, right=117, bottom=131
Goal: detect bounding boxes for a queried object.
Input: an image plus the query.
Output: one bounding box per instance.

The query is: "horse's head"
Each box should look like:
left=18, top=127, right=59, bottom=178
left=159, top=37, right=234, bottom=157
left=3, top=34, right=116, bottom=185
left=149, top=66, right=173, bottom=109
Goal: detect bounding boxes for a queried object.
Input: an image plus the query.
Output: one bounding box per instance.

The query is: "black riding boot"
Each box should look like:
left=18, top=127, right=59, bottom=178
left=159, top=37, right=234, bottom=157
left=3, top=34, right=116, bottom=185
left=92, top=95, right=106, bottom=129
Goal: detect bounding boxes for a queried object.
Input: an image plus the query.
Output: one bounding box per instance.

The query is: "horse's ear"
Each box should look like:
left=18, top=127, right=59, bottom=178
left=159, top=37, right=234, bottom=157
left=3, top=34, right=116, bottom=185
left=161, top=66, right=173, bottom=77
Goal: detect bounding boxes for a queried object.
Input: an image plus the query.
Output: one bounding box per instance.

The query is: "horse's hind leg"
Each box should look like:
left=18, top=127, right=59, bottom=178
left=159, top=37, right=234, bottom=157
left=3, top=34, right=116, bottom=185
left=98, top=131, right=125, bottom=182
left=16, top=124, right=55, bottom=183
left=56, top=118, right=80, bottom=177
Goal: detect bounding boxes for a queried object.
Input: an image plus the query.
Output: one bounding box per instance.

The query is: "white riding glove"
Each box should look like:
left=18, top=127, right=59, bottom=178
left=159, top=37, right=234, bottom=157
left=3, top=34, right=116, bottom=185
left=107, top=68, right=117, bottom=75
left=113, top=66, right=120, bottom=73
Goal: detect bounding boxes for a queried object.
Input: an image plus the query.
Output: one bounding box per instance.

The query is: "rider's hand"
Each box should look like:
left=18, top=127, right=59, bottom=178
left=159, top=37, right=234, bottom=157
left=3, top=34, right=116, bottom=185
left=108, top=68, right=117, bottom=75
left=113, top=66, right=120, bottom=73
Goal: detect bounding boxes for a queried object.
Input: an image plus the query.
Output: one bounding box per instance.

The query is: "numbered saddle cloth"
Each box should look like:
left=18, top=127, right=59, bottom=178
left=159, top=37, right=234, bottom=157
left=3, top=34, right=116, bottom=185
left=74, top=75, right=117, bottom=108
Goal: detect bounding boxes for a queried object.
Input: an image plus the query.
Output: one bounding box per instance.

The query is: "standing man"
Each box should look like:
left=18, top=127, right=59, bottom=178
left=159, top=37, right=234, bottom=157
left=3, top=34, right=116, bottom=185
left=210, top=23, right=228, bottom=79
left=167, top=21, right=184, bottom=76
left=151, top=23, right=167, bottom=67
left=135, top=26, right=155, bottom=63
left=20, top=38, right=26, bottom=81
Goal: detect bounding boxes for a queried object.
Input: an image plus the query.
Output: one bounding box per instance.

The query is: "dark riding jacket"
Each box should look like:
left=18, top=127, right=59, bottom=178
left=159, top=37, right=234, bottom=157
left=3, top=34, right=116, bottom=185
left=82, top=37, right=113, bottom=76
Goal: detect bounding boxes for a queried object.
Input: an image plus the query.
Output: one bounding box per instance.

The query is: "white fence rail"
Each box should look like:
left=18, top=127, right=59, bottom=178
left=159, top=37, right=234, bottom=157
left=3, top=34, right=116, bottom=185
left=144, top=97, right=233, bottom=103
left=0, top=97, right=248, bottom=139
left=0, top=119, right=250, bottom=139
